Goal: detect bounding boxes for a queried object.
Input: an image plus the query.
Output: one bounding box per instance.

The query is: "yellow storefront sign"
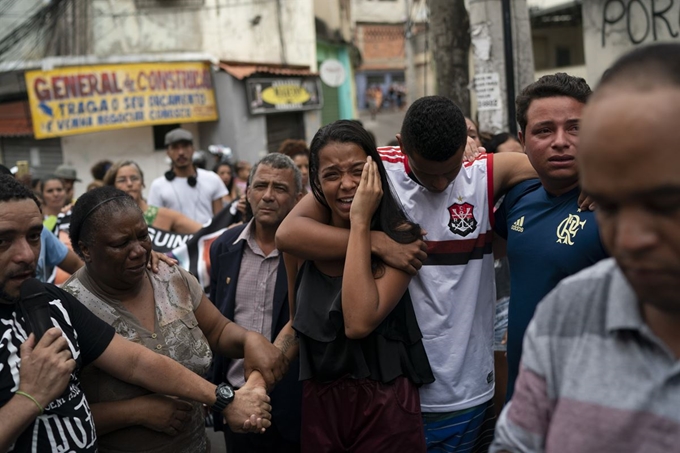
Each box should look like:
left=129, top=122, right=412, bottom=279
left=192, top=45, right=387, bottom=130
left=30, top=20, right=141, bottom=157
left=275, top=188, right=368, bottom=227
left=261, top=84, right=311, bottom=105
left=25, top=62, right=218, bottom=139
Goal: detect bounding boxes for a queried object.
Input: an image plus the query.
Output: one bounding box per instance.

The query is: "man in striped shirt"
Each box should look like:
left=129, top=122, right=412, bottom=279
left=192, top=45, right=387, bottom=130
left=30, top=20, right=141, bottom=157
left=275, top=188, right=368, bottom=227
left=491, top=43, right=680, bottom=452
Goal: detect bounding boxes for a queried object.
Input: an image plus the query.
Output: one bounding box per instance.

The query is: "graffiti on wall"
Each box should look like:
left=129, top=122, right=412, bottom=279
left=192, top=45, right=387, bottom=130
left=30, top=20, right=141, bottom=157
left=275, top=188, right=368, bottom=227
left=601, top=0, right=680, bottom=46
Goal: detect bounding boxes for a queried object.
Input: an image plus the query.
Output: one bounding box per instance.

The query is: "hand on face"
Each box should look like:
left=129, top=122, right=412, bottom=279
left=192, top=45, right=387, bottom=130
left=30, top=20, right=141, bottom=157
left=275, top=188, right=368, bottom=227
left=349, top=156, right=383, bottom=226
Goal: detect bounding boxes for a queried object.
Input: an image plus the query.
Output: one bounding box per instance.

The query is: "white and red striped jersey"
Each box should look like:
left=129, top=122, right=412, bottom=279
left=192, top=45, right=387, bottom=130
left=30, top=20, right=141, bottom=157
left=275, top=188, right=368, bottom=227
left=378, top=146, right=496, bottom=412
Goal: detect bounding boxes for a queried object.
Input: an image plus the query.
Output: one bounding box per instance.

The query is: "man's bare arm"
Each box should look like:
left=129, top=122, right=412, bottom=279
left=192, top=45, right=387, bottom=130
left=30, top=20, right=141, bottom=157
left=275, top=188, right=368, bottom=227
left=276, top=194, right=345, bottom=260
left=57, top=249, right=83, bottom=274
left=0, top=330, right=75, bottom=452
left=492, top=152, right=538, bottom=201
left=93, top=334, right=272, bottom=433
left=276, top=195, right=426, bottom=275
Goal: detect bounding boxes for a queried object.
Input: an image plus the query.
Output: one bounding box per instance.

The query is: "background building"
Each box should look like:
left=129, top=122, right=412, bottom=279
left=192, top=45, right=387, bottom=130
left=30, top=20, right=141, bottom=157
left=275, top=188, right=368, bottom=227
left=0, top=0, right=322, bottom=196
left=315, top=0, right=358, bottom=125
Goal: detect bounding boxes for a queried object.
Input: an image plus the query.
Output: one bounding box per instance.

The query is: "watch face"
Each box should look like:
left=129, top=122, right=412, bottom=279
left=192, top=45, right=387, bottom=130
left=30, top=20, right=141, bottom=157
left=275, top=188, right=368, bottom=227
left=218, top=384, right=234, bottom=400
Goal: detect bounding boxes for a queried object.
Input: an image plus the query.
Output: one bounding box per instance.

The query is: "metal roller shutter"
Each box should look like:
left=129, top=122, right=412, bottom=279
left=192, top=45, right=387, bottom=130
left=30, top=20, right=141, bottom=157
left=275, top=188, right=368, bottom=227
left=1, top=137, right=63, bottom=178
left=266, top=113, right=305, bottom=154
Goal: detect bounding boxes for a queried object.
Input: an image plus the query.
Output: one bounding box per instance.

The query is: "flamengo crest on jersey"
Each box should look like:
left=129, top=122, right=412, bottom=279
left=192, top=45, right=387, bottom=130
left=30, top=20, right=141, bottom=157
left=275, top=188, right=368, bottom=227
left=448, top=201, right=477, bottom=236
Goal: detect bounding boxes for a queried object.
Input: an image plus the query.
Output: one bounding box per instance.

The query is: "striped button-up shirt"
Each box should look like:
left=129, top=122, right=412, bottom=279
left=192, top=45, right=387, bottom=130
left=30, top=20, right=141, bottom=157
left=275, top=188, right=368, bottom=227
left=492, top=258, right=680, bottom=453
left=226, top=220, right=279, bottom=388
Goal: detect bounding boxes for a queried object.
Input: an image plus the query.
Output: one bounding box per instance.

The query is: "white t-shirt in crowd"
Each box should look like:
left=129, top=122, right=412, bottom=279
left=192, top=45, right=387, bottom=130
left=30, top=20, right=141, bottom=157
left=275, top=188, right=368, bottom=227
left=147, top=168, right=228, bottom=224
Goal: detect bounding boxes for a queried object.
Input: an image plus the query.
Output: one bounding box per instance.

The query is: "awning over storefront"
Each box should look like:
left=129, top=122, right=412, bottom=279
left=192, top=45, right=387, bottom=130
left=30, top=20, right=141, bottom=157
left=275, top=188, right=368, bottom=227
left=219, top=61, right=316, bottom=80
left=0, top=100, right=33, bottom=137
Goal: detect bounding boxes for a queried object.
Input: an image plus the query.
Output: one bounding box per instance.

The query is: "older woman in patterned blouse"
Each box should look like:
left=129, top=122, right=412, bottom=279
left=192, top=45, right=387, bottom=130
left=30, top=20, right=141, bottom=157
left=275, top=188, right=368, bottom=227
left=62, top=187, right=288, bottom=453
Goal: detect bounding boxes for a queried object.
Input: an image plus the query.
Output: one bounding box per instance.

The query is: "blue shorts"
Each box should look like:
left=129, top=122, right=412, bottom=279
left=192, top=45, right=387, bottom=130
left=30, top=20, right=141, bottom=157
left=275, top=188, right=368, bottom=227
left=422, top=400, right=496, bottom=453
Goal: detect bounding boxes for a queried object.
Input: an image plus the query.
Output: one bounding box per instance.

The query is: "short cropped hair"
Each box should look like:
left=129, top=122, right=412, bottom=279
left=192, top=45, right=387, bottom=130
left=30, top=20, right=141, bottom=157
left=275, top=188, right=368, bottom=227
left=248, top=153, right=303, bottom=195
left=400, top=96, right=468, bottom=162
left=0, top=175, right=40, bottom=209
left=516, top=73, right=591, bottom=136
left=597, top=42, right=680, bottom=94
left=69, top=186, right=140, bottom=258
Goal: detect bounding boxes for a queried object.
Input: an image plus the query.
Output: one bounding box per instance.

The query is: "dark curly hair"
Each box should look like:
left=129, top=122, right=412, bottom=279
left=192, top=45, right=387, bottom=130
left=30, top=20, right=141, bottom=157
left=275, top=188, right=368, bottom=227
left=485, top=132, right=520, bottom=154
left=400, top=96, right=468, bottom=162
left=516, top=73, right=591, bottom=136
left=277, top=139, right=309, bottom=159
left=0, top=175, right=40, bottom=210
left=69, top=186, right=141, bottom=258
left=309, top=120, right=421, bottom=247
left=91, top=160, right=113, bottom=181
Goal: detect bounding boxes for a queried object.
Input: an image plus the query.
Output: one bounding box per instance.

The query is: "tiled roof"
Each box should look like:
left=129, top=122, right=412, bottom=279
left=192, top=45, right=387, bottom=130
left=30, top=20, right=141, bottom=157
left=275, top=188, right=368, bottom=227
left=0, top=100, right=33, bottom=137
left=219, top=62, right=316, bottom=80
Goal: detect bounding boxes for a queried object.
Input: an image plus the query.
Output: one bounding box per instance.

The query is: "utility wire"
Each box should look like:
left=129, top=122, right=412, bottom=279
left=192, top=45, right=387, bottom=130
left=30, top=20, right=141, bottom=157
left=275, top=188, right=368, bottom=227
left=0, top=0, right=69, bottom=65
left=0, top=0, right=277, bottom=18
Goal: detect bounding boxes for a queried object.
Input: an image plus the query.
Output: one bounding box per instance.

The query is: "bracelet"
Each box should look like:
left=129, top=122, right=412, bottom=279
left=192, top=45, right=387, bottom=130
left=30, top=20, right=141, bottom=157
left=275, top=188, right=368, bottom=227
left=15, top=391, right=44, bottom=415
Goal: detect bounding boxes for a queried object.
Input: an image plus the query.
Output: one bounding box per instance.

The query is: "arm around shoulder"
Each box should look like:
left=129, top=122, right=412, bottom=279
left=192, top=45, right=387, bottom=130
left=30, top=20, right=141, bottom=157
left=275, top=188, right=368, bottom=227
left=275, top=194, right=349, bottom=260
left=492, top=152, right=537, bottom=200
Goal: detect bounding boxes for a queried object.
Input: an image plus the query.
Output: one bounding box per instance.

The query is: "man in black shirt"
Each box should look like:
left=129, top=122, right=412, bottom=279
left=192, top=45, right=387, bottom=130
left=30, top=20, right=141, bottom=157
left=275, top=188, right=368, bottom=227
left=0, top=175, right=272, bottom=452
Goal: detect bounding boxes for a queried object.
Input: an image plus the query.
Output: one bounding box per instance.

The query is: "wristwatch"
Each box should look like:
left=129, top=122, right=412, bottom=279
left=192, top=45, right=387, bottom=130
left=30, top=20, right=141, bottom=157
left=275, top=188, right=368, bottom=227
left=212, top=383, right=235, bottom=412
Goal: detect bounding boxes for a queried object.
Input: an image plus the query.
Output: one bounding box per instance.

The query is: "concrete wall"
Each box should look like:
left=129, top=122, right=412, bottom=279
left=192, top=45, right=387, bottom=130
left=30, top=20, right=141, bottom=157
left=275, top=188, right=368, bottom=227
left=198, top=71, right=267, bottom=166
left=315, top=0, right=353, bottom=42
left=535, top=64, right=587, bottom=82
left=91, top=0, right=316, bottom=68
left=469, top=0, right=534, bottom=133
left=583, top=0, right=680, bottom=86
left=353, top=0, right=407, bottom=23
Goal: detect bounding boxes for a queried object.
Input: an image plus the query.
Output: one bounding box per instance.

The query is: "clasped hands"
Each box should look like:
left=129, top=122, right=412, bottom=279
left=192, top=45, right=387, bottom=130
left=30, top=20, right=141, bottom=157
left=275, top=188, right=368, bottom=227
left=227, top=331, right=289, bottom=433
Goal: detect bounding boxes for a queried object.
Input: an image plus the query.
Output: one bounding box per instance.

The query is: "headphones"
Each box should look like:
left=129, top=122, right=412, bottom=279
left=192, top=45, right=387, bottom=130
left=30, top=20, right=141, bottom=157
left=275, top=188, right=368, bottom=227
left=165, top=169, right=198, bottom=187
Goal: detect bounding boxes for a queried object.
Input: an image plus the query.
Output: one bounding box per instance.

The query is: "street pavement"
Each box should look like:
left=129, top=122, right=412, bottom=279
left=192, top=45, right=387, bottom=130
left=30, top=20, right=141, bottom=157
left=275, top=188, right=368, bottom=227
left=358, top=108, right=406, bottom=147
left=206, top=425, right=226, bottom=451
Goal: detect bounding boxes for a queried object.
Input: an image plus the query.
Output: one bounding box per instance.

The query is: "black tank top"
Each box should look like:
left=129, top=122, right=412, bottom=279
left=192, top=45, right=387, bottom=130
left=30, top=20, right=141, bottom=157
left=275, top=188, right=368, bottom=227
left=293, top=261, right=434, bottom=385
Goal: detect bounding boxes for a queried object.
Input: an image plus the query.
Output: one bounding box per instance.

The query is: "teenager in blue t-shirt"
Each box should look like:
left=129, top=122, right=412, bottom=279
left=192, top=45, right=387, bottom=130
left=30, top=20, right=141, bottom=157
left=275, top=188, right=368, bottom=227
left=495, top=74, right=608, bottom=400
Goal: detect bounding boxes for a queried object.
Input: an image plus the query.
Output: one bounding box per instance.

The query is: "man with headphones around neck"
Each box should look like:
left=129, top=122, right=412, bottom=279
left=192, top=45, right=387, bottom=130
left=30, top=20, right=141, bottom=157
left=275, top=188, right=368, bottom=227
left=148, top=128, right=228, bottom=224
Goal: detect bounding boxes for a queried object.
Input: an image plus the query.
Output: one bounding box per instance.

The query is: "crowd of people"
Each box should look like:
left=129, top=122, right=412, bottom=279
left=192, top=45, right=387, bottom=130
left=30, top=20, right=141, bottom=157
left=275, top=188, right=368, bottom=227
left=1, top=42, right=679, bottom=453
